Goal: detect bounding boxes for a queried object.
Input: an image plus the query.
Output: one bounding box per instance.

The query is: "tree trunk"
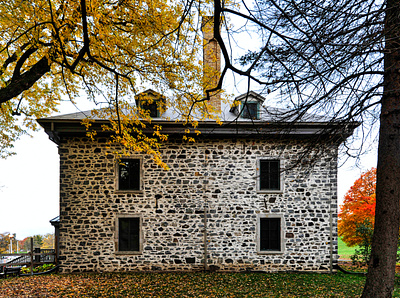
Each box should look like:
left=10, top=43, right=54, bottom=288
left=362, top=1, right=400, bottom=296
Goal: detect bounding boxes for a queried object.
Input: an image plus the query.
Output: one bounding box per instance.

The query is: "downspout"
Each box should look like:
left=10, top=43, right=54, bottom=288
left=203, top=154, right=208, bottom=272
left=329, top=155, right=337, bottom=274
left=329, top=197, right=333, bottom=274
left=203, top=202, right=208, bottom=271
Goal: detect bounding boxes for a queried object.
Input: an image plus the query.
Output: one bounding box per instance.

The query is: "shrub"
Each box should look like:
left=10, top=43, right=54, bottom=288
left=351, top=219, right=373, bottom=266
left=350, top=218, right=400, bottom=267
left=20, top=263, right=55, bottom=274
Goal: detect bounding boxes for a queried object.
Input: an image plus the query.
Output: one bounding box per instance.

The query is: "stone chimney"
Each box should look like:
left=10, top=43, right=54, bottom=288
left=201, top=16, right=221, bottom=112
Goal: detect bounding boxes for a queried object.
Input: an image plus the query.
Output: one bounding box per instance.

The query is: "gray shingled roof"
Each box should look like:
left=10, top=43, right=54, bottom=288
left=37, top=91, right=357, bottom=144
left=41, top=102, right=331, bottom=123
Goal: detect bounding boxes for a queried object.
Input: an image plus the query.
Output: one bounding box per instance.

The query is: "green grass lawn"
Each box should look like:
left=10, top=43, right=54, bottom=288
left=0, top=239, right=396, bottom=297
left=338, top=237, right=357, bottom=260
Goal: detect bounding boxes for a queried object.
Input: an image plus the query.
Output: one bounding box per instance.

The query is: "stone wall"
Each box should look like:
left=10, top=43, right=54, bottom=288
left=58, top=136, right=338, bottom=273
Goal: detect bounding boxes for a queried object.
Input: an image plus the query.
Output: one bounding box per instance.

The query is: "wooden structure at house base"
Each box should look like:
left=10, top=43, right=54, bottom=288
left=0, top=238, right=57, bottom=277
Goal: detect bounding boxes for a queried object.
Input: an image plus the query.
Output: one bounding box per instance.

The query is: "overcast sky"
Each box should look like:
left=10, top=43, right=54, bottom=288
left=0, top=103, right=378, bottom=240
left=0, top=7, right=380, bottom=241
left=0, top=130, right=59, bottom=239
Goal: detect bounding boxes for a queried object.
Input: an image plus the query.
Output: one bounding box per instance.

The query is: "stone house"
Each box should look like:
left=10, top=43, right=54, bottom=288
left=38, top=92, right=356, bottom=273
left=37, top=18, right=357, bottom=273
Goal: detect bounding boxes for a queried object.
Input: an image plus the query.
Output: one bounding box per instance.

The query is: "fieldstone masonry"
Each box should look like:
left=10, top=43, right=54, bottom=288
left=58, top=136, right=338, bottom=273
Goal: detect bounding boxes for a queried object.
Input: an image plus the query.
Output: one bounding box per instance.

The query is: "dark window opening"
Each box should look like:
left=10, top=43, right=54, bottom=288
left=242, top=102, right=258, bottom=119
left=118, top=218, right=140, bottom=251
left=260, top=217, right=281, bottom=251
left=259, top=160, right=280, bottom=190
left=141, top=101, right=159, bottom=118
left=119, top=159, right=140, bottom=190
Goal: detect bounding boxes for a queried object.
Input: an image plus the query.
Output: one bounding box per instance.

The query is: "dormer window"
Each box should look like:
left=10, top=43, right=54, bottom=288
left=230, top=91, right=265, bottom=120
left=135, top=89, right=166, bottom=118
left=242, top=102, right=259, bottom=119
left=141, top=101, right=158, bottom=118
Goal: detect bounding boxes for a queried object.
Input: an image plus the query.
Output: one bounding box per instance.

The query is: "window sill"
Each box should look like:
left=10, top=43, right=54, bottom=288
left=257, top=250, right=284, bottom=255
left=115, top=251, right=142, bottom=255
left=256, top=189, right=284, bottom=194
left=115, top=190, right=143, bottom=194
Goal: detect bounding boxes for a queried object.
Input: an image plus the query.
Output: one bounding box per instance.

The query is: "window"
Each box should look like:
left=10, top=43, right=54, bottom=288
left=260, top=218, right=281, bottom=251
left=141, top=101, right=159, bottom=118
left=242, top=102, right=258, bottom=119
left=116, top=216, right=141, bottom=253
left=135, top=90, right=166, bottom=118
left=118, top=159, right=140, bottom=191
left=259, top=159, right=281, bottom=191
left=230, top=92, right=265, bottom=118
left=257, top=215, right=284, bottom=254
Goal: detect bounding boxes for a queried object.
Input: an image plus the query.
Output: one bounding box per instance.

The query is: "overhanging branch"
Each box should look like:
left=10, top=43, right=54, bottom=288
left=0, top=56, right=50, bottom=104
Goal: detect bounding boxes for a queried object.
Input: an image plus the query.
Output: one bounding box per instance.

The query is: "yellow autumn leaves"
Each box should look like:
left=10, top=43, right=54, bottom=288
left=0, top=271, right=368, bottom=297
left=0, top=0, right=227, bottom=163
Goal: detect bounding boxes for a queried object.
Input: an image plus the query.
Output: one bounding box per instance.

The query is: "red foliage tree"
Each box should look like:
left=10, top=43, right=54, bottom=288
left=338, top=168, right=376, bottom=246
left=18, top=237, right=30, bottom=252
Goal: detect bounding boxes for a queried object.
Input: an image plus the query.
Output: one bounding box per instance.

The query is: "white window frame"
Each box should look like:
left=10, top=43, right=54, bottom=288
left=256, top=214, right=285, bottom=254
left=240, top=101, right=259, bottom=119
left=256, top=158, right=284, bottom=194
left=114, top=214, right=143, bottom=255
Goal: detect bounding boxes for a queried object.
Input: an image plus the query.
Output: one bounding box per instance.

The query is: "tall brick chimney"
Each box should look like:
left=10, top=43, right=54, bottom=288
left=201, top=16, right=221, bottom=112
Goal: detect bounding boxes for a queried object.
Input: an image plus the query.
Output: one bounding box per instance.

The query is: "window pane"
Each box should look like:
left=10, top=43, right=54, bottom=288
left=260, top=218, right=281, bottom=251
left=119, top=218, right=140, bottom=251
left=142, top=102, right=158, bottom=118
left=242, top=102, right=258, bottom=119
left=260, top=160, right=280, bottom=190
left=119, top=159, right=140, bottom=190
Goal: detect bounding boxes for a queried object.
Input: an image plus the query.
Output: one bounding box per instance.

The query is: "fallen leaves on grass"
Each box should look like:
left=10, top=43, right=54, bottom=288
left=0, top=271, right=368, bottom=297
